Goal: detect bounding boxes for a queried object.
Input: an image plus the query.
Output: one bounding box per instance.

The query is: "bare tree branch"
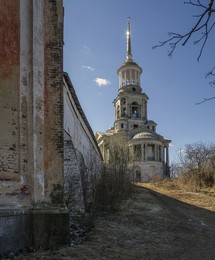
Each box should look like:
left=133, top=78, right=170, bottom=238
left=153, top=0, right=215, bottom=60
left=195, top=66, right=215, bottom=104
left=184, top=1, right=208, bottom=10
left=154, top=0, right=215, bottom=103
left=196, top=96, right=215, bottom=104
left=206, top=65, right=215, bottom=77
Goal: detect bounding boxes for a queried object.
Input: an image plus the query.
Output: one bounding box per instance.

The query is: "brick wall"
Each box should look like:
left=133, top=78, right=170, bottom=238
left=0, top=1, right=69, bottom=255
left=0, top=0, right=20, bottom=182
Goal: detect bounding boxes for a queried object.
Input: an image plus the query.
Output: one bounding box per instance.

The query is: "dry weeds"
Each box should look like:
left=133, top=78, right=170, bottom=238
left=16, top=183, right=215, bottom=260
left=137, top=179, right=215, bottom=212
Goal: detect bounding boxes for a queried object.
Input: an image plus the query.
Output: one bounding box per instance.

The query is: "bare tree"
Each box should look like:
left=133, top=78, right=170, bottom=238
left=94, top=133, right=132, bottom=213
left=177, top=142, right=215, bottom=188
left=153, top=0, right=215, bottom=103
left=170, top=162, right=181, bottom=179
left=108, top=133, right=129, bottom=174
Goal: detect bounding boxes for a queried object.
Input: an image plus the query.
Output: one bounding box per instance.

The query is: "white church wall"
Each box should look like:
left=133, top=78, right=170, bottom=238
left=64, top=79, right=100, bottom=163
left=63, top=74, right=102, bottom=211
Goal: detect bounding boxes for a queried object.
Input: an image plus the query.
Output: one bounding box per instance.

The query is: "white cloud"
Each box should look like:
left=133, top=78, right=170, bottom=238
left=82, top=45, right=92, bottom=55
left=82, top=65, right=95, bottom=71
left=94, top=78, right=110, bottom=86
left=83, top=45, right=90, bottom=51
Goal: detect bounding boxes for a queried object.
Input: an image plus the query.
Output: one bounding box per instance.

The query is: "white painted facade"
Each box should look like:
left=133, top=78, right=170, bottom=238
left=63, top=73, right=102, bottom=164
left=63, top=73, right=102, bottom=211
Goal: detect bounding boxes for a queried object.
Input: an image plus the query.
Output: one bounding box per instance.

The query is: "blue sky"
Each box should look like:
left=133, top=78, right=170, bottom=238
left=63, top=0, right=215, bottom=163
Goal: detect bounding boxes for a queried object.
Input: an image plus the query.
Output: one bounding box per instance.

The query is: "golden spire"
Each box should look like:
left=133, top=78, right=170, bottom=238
left=126, top=17, right=133, bottom=61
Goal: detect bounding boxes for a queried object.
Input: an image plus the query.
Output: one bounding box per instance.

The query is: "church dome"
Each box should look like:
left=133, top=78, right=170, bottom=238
left=133, top=132, right=156, bottom=139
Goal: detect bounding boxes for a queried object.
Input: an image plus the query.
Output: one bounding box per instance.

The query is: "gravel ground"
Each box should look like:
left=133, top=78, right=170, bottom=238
left=16, top=185, right=215, bottom=260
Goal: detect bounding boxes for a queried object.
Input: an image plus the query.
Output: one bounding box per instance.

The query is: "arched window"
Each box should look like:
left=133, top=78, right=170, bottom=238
left=136, top=170, right=141, bottom=181
left=147, top=145, right=155, bottom=161
left=121, top=98, right=126, bottom=105
left=116, top=105, right=120, bottom=119
left=123, top=107, right=127, bottom=116
left=120, top=99, right=126, bottom=116
left=131, top=102, right=139, bottom=118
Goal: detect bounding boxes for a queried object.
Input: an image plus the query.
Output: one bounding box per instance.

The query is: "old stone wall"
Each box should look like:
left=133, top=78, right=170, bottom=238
left=63, top=73, right=103, bottom=212
left=0, top=0, right=69, bottom=256
left=64, top=132, right=85, bottom=211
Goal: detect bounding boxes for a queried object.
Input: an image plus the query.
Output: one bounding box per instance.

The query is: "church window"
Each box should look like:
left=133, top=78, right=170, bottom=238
left=131, top=102, right=139, bottom=117
left=121, top=123, right=124, bottom=129
left=133, top=124, right=138, bottom=129
left=132, top=110, right=137, bottom=117
left=132, top=87, right=136, bottom=92
left=116, top=105, right=120, bottom=119
left=147, top=144, right=155, bottom=161
left=136, top=170, right=141, bottom=181
left=159, top=146, right=162, bottom=161
left=123, top=107, right=127, bottom=116
left=121, top=98, right=126, bottom=105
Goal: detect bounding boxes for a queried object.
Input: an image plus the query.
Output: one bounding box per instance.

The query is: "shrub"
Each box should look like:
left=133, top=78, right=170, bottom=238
left=174, top=142, right=215, bottom=191
left=93, top=166, right=133, bottom=214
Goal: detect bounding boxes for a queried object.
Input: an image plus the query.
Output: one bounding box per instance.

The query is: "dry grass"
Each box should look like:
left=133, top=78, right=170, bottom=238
left=93, top=168, right=133, bottom=214
left=136, top=179, right=215, bottom=212
left=17, top=184, right=215, bottom=259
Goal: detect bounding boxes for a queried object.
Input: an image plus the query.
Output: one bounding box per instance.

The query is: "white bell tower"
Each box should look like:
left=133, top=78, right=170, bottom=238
left=114, top=17, right=149, bottom=133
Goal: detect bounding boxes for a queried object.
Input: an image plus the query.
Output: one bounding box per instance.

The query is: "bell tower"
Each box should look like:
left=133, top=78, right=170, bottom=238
left=114, top=17, right=149, bottom=133
left=96, top=17, right=171, bottom=181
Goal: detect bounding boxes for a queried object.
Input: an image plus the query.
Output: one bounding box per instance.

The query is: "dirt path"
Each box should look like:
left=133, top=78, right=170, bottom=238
left=18, top=186, right=215, bottom=260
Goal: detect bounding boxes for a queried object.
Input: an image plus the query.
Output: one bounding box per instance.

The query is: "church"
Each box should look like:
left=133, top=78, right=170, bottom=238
left=96, top=18, right=171, bottom=182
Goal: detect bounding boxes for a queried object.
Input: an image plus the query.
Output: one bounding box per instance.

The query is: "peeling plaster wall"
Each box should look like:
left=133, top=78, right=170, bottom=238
left=64, top=79, right=102, bottom=165
left=138, top=162, right=164, bottom=182
left=0, top=0, right=69, bottom=255
left=64, top=132, right=85, bottom=212
left=63, top=75, right=102, bottom=211
left=44, top=0, right=65, bottom=204
left=0, top=0, right=20, bottom=183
